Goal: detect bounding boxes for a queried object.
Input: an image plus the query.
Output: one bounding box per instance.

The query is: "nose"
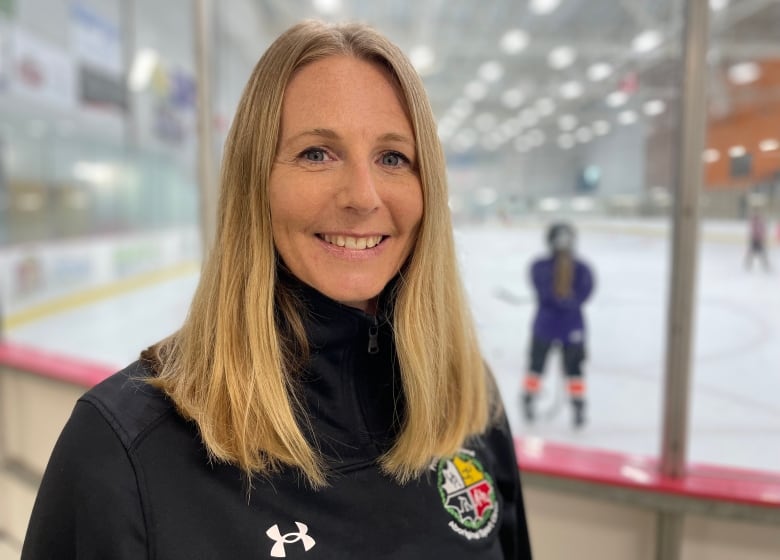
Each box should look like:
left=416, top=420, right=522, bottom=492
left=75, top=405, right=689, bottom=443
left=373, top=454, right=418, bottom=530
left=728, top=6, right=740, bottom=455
left=336, top=160, right=381, bottom=214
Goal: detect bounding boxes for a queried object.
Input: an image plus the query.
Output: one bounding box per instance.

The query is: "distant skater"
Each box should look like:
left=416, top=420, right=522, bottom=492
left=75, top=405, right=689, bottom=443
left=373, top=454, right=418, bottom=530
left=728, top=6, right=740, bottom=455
left=745, top=209, right=771, bottom=272
left=522, top=222, right=594, bottom=428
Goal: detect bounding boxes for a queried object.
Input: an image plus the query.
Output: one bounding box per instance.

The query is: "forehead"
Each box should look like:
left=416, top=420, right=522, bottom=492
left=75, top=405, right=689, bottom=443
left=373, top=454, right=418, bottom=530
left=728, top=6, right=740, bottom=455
left=280, top=55, right=412, bottom=134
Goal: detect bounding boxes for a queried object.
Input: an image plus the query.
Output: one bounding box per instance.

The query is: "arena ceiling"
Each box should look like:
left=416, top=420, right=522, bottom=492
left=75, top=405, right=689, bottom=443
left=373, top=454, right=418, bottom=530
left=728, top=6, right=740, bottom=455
left=219, top=0, right=780, bottom=158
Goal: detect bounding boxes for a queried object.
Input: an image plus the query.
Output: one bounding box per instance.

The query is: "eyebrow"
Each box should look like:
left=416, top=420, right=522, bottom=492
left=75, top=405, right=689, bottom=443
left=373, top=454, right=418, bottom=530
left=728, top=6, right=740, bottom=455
left=282, top=128, right=415, bottom=148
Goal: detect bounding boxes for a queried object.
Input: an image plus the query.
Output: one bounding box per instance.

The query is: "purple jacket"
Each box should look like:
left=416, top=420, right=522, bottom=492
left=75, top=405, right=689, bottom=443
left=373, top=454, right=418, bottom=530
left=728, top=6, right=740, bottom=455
left=530, top=255, right=594, bottom=344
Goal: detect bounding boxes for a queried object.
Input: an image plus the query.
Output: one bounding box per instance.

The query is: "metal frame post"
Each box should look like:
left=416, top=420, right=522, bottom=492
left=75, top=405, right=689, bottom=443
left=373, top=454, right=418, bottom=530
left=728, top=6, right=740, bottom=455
left=657, top=0, right=710, bottom=558
left=194, top=0, right=218, bottom=255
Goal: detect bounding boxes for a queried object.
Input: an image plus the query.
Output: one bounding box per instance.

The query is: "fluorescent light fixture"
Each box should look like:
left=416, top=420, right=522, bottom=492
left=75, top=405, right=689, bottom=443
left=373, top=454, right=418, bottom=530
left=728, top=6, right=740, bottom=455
left=587, top=62, right=613, bottom=81
left=558, top=114, right=578, bottom=131
left=702, top=148, right=720, bottom=163
left=501, top=88, right=525, bottom=108
left=128, top=48, right=159, bottom=92
left=451, top=98, right=474, bottom=119
left=575, top=127, right=593, bottom=143
left=534, top=97, right=556, bottom=116
left=530, top=0, right=561, bottom=15
left=501, top=29, right=530, bottom=54
left=709, top=0, right=730, bottom=11
left=557, top=134, right=575, bottom=149
left=464, top=80, right=488, bottom=101
left=606, top=90, right=628, bottom=107
left=592, top=120, right=611, bottom=135
left=617, top=110, right=638, bottom=125
left=632, top=29, right=662, bottom=53
left=759, top=138, right=779, bottom=152
left=559, top=80, right=583, bottom=99
left=728, top=145, right=746, bottom=157
left=73, top=161, right=117, bottom=185
left=519, top=107, right=539, bottom=127
left=479, top=60, right=504, bottom=82
left=410, top=45, right=435, bottom=74
left=728, top=62, right=761, bottom=85
left=313, top=0, right=341, bottom=14
left=643, top=99, right=666, bottom=116
left=572, top=196, right=595, bottom=212
left=538, top=197, right=562, bottom=211
left=452, top=129, right=477, bottom=152
left=548, top=46, right=576, bottom=69
left=474, top=112, right=497, bottom=132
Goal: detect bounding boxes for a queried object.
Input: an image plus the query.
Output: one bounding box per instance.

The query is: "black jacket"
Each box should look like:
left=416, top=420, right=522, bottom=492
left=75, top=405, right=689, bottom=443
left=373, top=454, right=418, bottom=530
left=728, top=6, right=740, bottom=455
left=22, top=283, right=532, bottom=559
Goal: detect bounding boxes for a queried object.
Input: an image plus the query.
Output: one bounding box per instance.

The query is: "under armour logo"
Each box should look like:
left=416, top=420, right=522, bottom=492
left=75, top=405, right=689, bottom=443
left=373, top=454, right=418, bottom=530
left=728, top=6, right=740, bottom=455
left=266, top=522, right=316, bottom=558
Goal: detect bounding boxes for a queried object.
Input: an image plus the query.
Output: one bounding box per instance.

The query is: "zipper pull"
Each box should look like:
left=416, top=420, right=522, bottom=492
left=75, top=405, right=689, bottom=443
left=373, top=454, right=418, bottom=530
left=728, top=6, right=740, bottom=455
left=368, top=318, right=379, bottom=354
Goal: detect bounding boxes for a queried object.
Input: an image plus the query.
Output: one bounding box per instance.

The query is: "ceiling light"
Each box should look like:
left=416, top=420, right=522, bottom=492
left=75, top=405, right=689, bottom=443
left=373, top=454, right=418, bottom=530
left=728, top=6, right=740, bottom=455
left=501, top=29, right=530, bottom=54
left=450, top=98, right=474, bottom=119
left=587, top=62, right=613, bottom=81
left=535, top=97, right=556, bottom=116
left=617, top=110, right=638, bottom=125
left=606, top=90, right=629, bottom=107
left=128, top=48, right=159, bottom=91
left=474, top=112, right=497, bottom=132
left=452, top=129, right=477, bottom=152
left=479, top=60, right=504, bottom=83
left=728, top=145, right=746, bottom=157
left=501, top=88, right=525, bottom=108
left=409, top=45, right=435, bottom=74
left=759, top=138, right=779, bottom=152
left=548, top=46, right=576, bottom=70
left=559, top=80, right=583, bottom=99
left=632, top=30, right=663, bottom=53
left=558, top=114, right=577, bottom=131
left=312, top=0, right=341, bottom=13
left=538, top=197, right=562, bottom=212
left=530, top=0, right=561, bottom=15
left=709, top=0, right=729, bottom=11
left=575, top=127, right=593, bottom=143
left=592, top=120, right=611, bottom=135
left=464, top=80, right=488, bottom=101
left=702, top=148, right=720, bottom=163
left=728, top=62, right=761, bottom=85
left=519, top=108, right=539, bottom=127
left=643, top=99, right=666, bottom=116
left=557, top=134, right=575, bottom=149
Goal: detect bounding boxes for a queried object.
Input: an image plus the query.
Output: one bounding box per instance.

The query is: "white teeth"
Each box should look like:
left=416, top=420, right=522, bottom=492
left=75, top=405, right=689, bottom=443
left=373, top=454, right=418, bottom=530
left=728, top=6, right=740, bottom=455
left=322, top=234, right=382, bottom=249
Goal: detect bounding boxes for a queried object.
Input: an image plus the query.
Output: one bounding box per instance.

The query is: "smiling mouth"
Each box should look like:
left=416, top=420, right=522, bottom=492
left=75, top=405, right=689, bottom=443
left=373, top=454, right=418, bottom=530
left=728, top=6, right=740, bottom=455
left=318, top=234, right=385, bottom=250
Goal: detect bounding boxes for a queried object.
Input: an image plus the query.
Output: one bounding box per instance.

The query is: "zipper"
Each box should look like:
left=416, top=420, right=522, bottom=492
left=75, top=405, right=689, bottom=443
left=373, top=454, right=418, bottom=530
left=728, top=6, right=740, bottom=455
left=367, top=316, right=379, bottom=354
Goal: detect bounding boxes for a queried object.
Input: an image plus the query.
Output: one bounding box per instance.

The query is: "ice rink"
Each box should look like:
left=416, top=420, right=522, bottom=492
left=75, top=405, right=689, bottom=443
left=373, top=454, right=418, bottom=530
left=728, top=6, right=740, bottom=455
left=6, top=221, right=779, bottom=474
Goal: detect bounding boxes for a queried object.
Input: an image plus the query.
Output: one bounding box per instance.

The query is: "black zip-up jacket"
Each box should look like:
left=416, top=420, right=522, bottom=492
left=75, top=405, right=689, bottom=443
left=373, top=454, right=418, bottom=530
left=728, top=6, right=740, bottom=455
left=22, top=283, right=532, bottom=559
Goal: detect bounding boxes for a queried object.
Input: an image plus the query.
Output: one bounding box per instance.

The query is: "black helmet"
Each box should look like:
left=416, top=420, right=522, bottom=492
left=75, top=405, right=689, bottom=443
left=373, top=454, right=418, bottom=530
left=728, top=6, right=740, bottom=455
left=546, top=222, right=576, bottom=252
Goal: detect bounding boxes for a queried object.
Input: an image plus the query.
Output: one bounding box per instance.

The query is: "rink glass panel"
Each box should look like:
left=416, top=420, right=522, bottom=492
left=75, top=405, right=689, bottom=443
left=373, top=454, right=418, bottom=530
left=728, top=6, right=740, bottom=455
left=0, top=0, right=777, bottom=477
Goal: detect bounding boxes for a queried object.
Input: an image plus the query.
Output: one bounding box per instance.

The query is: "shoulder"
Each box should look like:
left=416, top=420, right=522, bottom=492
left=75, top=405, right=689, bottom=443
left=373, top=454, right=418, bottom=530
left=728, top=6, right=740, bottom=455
left=79, top=359, right=175, bottom=451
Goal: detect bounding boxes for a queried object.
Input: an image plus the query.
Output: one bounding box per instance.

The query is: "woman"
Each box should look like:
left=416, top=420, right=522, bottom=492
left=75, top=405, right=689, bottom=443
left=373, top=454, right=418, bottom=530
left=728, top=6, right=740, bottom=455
left=23, top=21, right=531, bottom=559
left=521, top=222, right=594, bottom=428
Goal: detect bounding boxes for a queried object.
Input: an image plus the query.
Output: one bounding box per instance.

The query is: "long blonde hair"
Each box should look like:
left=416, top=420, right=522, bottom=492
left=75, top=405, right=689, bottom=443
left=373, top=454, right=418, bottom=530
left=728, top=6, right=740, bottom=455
left=146, top=20, right=493, bottom=488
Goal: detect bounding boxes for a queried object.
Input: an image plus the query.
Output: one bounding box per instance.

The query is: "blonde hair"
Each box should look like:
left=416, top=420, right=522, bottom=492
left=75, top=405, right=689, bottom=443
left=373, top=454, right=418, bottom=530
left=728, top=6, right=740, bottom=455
left=146, top=20, right=493, bottom=487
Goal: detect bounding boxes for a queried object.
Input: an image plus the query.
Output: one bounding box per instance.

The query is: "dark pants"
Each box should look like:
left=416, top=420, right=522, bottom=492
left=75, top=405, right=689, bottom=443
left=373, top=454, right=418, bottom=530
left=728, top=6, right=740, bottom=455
left=529, top=336, right=585, bottom=379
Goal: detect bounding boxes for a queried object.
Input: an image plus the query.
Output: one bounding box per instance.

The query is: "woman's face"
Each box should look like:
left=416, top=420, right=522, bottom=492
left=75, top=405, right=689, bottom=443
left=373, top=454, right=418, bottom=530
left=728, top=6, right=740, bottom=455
left=269, top=55, right=423, bottom=312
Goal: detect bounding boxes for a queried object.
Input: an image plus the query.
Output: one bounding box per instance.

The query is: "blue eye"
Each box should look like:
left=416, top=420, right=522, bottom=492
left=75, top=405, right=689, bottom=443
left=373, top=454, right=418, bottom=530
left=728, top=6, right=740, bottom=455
left=302, top=148, right=327, bottom=162
left=382, top=152, right=407, bottom=166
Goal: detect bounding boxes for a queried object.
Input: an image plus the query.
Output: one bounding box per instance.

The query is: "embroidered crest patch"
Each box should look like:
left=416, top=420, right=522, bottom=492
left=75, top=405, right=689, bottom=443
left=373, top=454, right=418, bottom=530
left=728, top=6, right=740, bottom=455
left=436, top=451, right=499, bottom=540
